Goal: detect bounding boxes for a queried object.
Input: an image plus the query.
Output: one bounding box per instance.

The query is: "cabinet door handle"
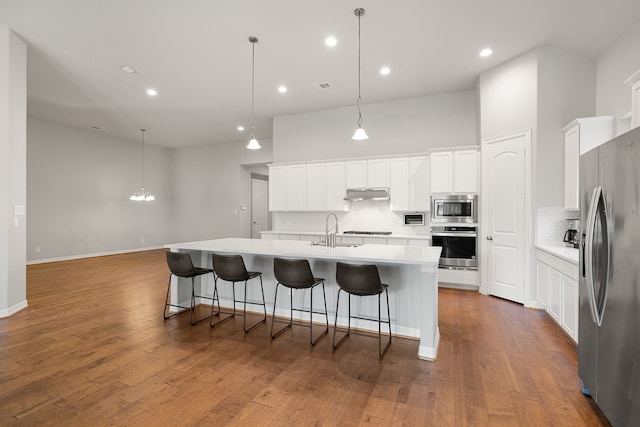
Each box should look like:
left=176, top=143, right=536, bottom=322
left=486, top=236, right=493, bottom=241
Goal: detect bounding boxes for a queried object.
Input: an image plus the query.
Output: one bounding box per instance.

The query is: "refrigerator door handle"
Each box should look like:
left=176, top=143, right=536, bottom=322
left=585, top=186, right=610, bottom=327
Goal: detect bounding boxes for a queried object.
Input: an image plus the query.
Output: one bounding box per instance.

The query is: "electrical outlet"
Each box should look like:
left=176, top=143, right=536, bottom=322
left=36, top=247, right=41, bottom=253
left=140, top=237, right=145, bottom=243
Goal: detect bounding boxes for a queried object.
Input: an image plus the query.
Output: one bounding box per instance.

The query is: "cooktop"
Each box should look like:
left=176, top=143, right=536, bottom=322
left=342, top=231, right=392, bottom=235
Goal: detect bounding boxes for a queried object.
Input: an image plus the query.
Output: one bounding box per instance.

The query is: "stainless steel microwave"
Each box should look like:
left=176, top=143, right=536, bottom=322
left=431, top=194, right=477, bottom=224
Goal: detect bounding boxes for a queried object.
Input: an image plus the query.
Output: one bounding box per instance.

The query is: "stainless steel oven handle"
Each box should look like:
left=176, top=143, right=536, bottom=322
left=431, top=232, right=477, bottom=237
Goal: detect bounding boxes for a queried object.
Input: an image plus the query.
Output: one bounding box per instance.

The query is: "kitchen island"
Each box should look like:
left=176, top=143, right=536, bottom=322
left=164, top=238, right=442, bottom=360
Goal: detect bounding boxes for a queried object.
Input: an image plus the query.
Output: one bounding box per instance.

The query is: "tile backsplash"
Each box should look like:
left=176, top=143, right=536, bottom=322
left=273, top=201, right=430, bottom=235
left=537, top=207, right=579, bottom=245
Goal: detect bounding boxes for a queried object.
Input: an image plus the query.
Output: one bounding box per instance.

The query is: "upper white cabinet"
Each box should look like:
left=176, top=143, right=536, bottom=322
left=346, top=159, right=389, bottom=188
left=306, top=163, right=326, bottom=211
left=287, top=164, right=307, bottom=211
left=390, top=156, right=429, bottom=212
left=562, top=117, right=614, bottom=210
left=268, top=165, right=288, bottom=211
left=325, top=162, right=348, bottom=211
left=430, top=149, right=478, bottom=194
left=624, top=69, right=640, bottom=130
left=367, top=159, right=390, bottom=188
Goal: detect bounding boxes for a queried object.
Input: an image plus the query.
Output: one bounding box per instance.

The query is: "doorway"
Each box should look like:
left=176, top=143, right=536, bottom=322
left=481, top=129, right=531, bottom=304
left=251, top=176, right=269, bottom=239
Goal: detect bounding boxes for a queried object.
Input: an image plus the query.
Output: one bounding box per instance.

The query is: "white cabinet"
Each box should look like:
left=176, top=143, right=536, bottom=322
left=345, top=160, right=367, bottom=188
left=346, top=158, right=389, bottom=188
left=430, top=152, right=453, bottom=193
left=536, top=249, right=579, bottom=342
left=325, top=162, right=348, bottom=211
left=430, top=149, right=478, bottom=194
left=287, top=164, right=307, bottom=211
left=306, top=163, right=326, bottom=211
left=561, top=276, right=579, bottom=340
left=390, top=156, right=429, bottom=212
left=268, top=165, right=288, bottom=211
left=624, top=69, right=640, bottom=130
left=367, top=158, right=390, bottom=187
left=562, top=117, right=614, bottom=210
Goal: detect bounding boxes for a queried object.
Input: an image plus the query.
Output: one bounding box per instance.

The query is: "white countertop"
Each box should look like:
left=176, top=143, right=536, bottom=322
left=260, top=230, right=431, bottom=240
left=537, top=244, right=579, bottom=264
left=166, top=238, right=441, bottom=266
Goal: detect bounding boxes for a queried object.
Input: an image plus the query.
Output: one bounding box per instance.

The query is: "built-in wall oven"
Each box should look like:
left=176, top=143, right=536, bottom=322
left=431, top=225, right=477, bottom=270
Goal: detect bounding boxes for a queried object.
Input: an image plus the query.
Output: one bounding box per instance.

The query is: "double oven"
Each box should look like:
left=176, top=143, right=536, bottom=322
left=430, top=194, right=478, bottom=270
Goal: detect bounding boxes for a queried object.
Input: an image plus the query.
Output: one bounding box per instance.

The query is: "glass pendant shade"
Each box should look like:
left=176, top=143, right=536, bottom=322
left=246, top=137, right=261, bottom=150
left=352, top=127, right=369, bottom=140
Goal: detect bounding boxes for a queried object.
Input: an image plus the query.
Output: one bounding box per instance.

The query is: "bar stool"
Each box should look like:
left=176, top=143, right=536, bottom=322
left=271, top=257, right=329, bottom=345
left=210, top=253, right=267, bottom=333
left=333, top=262, right=392, bottom=359
left=164, top=251, right=215, bottom=325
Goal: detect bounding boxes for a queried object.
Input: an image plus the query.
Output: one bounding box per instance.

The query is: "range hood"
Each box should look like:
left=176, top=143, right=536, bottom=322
left=343, top=187, right=390, bottom=201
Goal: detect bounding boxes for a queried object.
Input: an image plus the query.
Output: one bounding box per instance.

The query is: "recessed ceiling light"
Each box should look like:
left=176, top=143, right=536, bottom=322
left=325, top=36, right=337, bottom=47
left=278, top=85, right=287, bottom=93
left=479, top=48, right=493, bottom=57
left=146, top=88, right=157, bottom=96
left=120, top=66, right=137, bottom=73
left=237, top=126, right=245, bottom=131
left=380, top=67, right=390, bottom=75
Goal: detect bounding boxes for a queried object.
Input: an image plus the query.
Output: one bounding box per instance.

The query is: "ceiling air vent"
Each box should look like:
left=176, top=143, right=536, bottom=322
left=312, top=82, right=332, bottom=90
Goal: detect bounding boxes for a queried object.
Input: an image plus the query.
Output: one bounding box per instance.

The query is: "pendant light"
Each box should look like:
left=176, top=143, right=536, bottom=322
left=130, top=129, right=155, bottom=201
left=352, top=8, right=368, bottom=141
left=246, top=36, right=261, bottom=150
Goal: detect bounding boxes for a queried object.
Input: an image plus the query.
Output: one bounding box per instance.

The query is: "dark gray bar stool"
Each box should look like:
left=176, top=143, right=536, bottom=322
left=210, top=253, right=267, bottom=333
left=164, top=251, right=215, bottom=325
left=333, top=262, right=392, bottom=359
left=271, top=257, right=329, bottom=345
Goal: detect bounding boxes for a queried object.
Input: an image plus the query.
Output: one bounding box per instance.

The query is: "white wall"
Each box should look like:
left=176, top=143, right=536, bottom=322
left=170, top=139, right=273, bottom=243
left=596, top=20, right=640, bottom=124
left=0, top=27, right=27, bottom=316
left=537, top=46, right=597, bottom=207
left=27, top=118, right=173, bottom=261
left=273, top=90, right=477, bottom=163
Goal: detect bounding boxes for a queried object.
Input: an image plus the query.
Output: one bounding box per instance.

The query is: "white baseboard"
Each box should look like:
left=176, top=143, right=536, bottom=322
left=26, top=246, right=164, bottom=265
left=0, top=300, right=28, bottom=318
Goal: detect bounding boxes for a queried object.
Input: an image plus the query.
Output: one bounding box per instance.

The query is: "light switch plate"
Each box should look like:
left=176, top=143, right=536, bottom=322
left=14, top=205, right=25, bottom=216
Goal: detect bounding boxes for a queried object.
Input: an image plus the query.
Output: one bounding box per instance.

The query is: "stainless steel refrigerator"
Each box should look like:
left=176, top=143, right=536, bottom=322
left=579, top=126, right=640, bottom=427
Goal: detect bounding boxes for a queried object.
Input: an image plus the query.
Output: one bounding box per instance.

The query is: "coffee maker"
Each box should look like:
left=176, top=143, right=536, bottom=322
left=563, top=219, right=579, bottom=248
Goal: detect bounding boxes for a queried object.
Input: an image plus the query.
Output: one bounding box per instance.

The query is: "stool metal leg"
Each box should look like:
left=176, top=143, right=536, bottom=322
left=333, top=289, right=351, bottom=351
left=270, top=283, right=293, bottom=339
left=163, top=273, right=190, bottom=320
left=309, top=282, right=329, bottom=346
left=243, top=276, right=267, bottom=333
left=377, top=288, right=392, bottom=359
left=210, top=275, right=235, bottom=328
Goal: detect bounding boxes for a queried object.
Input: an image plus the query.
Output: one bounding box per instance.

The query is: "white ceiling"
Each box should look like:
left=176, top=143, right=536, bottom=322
left=1, top=0, right=639, bottom=148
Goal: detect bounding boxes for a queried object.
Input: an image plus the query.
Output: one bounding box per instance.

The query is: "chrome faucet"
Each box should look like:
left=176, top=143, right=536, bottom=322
left=325, top=213, right=339, bottom=247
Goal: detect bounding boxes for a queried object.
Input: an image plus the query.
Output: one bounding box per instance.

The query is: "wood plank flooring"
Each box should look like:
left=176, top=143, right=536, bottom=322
left=1, top=249, right=610, bottom=426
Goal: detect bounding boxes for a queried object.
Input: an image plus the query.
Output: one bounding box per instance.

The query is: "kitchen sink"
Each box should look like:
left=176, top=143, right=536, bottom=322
left=311, top=242, right=361, bottom=248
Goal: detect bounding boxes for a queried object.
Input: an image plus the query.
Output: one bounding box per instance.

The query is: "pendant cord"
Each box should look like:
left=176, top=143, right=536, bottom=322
left=250, top=41, right=256, bottom=139
left=140, top=129, right=146, bottom=190
left=356, top=10, right=363, bottom=127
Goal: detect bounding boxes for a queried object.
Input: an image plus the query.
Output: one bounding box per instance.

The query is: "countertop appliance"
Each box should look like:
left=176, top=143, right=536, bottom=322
left=431, top=194, right=477, bottom=224
left=579, top=126, right=640, bottom=426
left=563, top=218, right=579, bottom=248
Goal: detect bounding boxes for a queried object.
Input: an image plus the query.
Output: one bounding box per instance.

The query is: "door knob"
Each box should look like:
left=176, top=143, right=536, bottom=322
left=487, top=236, right=493, bottom=241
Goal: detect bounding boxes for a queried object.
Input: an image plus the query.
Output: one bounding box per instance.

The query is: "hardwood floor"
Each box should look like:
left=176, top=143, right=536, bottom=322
left=1, top=249, right=610, bottom=426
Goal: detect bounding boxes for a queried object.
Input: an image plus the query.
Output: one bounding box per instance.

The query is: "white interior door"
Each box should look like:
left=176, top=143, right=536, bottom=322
left=251, top=178, right=268, bottom=239
left=484, top=131, right=528, bottom=303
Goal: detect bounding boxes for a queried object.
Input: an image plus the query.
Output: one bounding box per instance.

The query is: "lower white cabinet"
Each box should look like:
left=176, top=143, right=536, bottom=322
left=536, top=249, right=579, bottom=342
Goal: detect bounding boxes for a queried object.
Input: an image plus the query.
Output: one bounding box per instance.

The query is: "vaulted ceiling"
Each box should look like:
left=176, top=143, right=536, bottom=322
left=1, top=0, right=638, bottom=147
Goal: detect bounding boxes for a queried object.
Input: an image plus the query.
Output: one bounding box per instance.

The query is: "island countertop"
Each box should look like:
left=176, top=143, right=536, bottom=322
left=164, top=238, right=442, bottom=360
left=165, top=238, right=441, bottom=266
